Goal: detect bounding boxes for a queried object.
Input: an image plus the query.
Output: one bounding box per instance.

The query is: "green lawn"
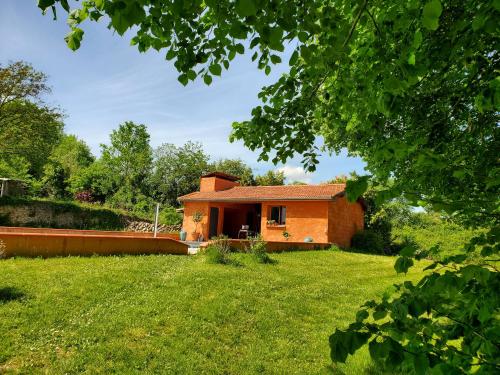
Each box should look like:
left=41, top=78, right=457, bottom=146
left=0, top=251, right=425, bottom=374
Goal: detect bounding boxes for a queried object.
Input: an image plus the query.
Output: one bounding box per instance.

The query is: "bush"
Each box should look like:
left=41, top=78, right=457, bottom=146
left=245, top=235, right=274, bottom=264
left=389, top=234, right=420, bottom=256
left=205, top=235, right=232, bottom=264
left=159, top=206, right=182, bottom=226
left=351, top=230, right=385, bottom=254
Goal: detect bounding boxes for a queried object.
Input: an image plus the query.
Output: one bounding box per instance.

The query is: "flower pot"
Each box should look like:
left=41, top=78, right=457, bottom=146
left=179, top=229, right=187, bottom=241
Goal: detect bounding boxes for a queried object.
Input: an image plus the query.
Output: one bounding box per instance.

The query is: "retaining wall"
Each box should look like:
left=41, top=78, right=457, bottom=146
left=0, top=227, right=187, bottom=257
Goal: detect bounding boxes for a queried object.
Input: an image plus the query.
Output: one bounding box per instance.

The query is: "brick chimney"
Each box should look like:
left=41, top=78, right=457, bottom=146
left=200, top=172, right=240, bottom=192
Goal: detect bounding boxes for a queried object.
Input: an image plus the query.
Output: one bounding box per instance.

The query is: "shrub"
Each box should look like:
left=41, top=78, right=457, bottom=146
left=389, top=234, right=420, bottom=256
left=159, top=206, right=182, bottom=225
left=329, top=244, right=342, bottom=252
left=246, top=235, right=274, bottom=264
left=205, top=235, right=232, bottom=264
left=351, top=230, right=384, bottom=254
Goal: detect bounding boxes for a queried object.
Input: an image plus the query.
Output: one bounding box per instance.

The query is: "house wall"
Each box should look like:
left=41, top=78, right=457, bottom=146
left=260, top=201, right=330, bottom=243
left=327, top=196, right=364, bottom=248
left=199, top=177, right=239, bottom=192
left=182, top=201, right=210, bottom=241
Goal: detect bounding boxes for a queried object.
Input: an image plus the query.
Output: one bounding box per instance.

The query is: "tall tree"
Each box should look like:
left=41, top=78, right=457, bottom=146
left=43, top=135, right=94, bottom=198
left=100, top=121, right=152, bottom=205
left=37, top=1, right=500, bottom=372
left=255, top=170, right=285, bottom=186
left=0, top=61, right=64, bottom=178
left=209, top=158, right=255, bottom=186
left=150, top=141, right=210, bottom=206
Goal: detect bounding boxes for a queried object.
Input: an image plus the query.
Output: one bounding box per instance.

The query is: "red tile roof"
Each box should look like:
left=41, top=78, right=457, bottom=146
left=178, top=184, right=346, bottom=202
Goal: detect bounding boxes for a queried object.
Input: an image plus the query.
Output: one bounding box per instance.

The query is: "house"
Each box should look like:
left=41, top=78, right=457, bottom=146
left=178, top=172, right=365, bottom=247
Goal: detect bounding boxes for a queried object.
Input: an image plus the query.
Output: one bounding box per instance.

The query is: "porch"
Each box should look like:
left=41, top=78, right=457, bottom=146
left=208, top=202, right=262, bottom=239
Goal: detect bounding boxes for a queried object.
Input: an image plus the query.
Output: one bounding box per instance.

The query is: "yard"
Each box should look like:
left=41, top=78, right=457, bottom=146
left=0, top=251, right=425, bottom=374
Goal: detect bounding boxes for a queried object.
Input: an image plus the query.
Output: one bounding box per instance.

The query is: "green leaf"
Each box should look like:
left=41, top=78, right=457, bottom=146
left=329, top=331, right=349, bottom=363
left=112, top=10, right=128, bottom=35
left=345, top=176, right=369, bottom=202
left=209, top=63, right=222, bottom=76
left=289, top=50, right=299, bottom=66
left=298, top=31, right=308, bottom=43
left=394, top=256, right=414, bottom=274
left=356, top=309, right=369, bottom=322
left=422, top=0, right=442, bottom=31
left=177, top=73, right=189, bottom=86
left=408, top=52, right=416, bottom=65
left=203, top=74, right=213, bottom=85
left=166, top=49, right=176, bottom=61
left=269, top=27, right=284, bottom=50
left=265, top=65, right=271, bottom=75
left=235, top=43, right=245, bottom=54
left=412, top=30, right=423, bottom=48
left=270, top=55, right=281, bottom=64
left=64, top=28, right=84, bottom=50
left=38, top=0, right=56, bottom=10
left=187, top=70, right=196, bottom=81
left=235, top=0, right=257, bottom=17
left=373, top=309, right=387, bottom=320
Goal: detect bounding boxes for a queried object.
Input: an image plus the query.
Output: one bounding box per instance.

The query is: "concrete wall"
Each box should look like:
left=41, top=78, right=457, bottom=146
left=0, top=228, right=188, bottom=257
left=0, top=226, right=180, bottom=240
left=328, top=196, right=364, bottom=248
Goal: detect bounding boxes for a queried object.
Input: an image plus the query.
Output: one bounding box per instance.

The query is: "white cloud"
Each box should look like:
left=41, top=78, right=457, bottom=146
left=277, top=165, right=314, bottom=184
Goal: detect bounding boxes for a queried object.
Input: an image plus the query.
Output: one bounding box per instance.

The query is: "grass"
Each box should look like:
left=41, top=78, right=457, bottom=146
left=392, top=221, right=483, bottom=260
left=0, top=251, right=426, bottom=374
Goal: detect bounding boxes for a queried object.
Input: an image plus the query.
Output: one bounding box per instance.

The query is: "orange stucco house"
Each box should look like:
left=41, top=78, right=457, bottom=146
left=178, top=172, right=365, bottom=248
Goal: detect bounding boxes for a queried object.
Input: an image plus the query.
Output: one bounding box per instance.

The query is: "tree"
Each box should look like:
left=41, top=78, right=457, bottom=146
left=0, top=61, right=64, bottom=194
left=255, top=170, right=285, bottom=186
left=0, top=62, right=64, bottom=179
left=150, top=141, right=210, bottom=206
left=43, top=134, right=94, bottom=198
left=37, top=1, right=500, bottom=372
left=69, top=160, right=117, bottom=202
left=100, top=121, right=152, bottom=208
left=209, top=158, right=255, bottom=186
left=0, top=61, right=50, bottom=122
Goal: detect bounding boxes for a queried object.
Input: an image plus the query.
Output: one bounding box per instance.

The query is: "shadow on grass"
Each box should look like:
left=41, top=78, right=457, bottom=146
left=0, top=287, right=27, bottom=304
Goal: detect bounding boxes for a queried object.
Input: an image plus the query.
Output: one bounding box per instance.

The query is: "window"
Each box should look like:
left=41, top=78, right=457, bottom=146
left=269, top=206, right=286, bottom=225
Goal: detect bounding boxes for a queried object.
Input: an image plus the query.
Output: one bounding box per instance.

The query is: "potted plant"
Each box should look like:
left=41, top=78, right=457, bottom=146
left=282, top=230, right=291, bottom=241
left=192, top=210, right=203, bottom=241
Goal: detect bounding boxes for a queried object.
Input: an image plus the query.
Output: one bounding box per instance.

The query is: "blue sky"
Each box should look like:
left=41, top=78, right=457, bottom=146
left=0, top=1, right=366, bottom=183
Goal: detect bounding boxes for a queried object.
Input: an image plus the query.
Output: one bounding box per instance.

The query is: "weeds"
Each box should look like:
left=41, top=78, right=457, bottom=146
left=246, top=235, right=275, bottom=264
left=205, top=235, right=233, bottom=264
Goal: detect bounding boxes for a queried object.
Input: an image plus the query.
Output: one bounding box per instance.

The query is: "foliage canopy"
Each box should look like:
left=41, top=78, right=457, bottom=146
left=34, top=0, right=500, bottom=372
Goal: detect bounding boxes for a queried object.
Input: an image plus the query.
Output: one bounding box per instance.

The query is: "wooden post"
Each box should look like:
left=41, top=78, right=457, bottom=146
left=153, top=203, right=160, bottom=238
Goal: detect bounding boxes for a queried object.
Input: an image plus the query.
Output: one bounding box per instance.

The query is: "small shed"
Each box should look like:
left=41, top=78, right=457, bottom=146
left=0, top=178, right=26, bottom=197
